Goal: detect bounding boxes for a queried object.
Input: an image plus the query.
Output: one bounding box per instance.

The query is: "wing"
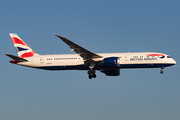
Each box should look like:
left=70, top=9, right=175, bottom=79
left=54, top=34, right=103, bottom=63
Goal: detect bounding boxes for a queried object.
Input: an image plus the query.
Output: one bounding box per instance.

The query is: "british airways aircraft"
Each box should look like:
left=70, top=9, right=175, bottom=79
left=6, top=33, right=176, bottom=79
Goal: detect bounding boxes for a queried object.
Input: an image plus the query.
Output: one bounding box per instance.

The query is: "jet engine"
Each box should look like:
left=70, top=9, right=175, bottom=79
left=101, top=69, right=120, bottom=76
left=103, top=57, right=120, bottom=67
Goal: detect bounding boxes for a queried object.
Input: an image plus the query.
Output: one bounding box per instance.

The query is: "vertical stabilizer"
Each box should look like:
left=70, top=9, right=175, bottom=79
left=9, top=33, right=39, bottom=58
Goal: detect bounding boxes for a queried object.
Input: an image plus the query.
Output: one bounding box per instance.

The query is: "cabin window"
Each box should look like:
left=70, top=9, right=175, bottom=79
left=54, top=58, right=77, bottom=60
left=133, top=56, right=138, bottom=58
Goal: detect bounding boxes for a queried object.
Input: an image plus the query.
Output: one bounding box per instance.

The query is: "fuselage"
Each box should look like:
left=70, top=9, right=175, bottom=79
left=17, top=52, right=176, bottom=70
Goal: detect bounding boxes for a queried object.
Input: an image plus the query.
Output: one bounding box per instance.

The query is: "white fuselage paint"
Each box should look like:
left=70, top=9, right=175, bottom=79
left=17, top=52, right=176, bottom=70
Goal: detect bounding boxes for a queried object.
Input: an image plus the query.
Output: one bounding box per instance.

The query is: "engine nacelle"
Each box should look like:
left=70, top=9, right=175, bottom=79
left=103, top=57, right=120, bottom=67
left=101, top=69, right=120, bottom=76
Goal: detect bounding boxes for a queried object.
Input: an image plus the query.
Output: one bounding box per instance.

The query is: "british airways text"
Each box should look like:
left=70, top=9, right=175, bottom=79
left=130, top=58, right=157, bottom=61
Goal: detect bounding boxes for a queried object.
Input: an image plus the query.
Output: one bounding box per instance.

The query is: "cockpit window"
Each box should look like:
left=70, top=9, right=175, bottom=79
left=167, top=56, right=171, bottom=58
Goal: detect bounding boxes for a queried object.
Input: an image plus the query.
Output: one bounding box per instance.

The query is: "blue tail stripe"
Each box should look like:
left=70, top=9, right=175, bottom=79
left=16, top=47, right=28, bottom=52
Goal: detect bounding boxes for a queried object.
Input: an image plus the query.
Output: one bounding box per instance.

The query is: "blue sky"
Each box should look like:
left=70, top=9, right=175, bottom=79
left=1, top=0, right=180, bottom=120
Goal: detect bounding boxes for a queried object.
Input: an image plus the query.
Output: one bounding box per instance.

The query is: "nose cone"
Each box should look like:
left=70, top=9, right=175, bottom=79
left=172, top=59, right=176, bottom=65
left=173, top=59, right=176, bottom=65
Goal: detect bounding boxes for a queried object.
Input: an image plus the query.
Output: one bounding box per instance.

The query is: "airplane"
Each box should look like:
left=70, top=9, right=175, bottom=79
left=5, top=33, right=176, bottom=79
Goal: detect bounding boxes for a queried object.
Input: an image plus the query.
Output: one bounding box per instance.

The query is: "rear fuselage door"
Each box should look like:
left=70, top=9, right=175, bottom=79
left=40, top=57, right=44, bottom=65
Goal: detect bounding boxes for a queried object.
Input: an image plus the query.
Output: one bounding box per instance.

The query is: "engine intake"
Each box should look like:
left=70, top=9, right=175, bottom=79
left=104, top=57, right=120, bottom=67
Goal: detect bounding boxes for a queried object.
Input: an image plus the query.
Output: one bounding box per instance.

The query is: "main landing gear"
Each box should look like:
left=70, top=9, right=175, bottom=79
left=88, top=63, right=96, bottom=79
left=88, top=70, right=96, bottom=79
left=160, top=67, right=165, bottom=74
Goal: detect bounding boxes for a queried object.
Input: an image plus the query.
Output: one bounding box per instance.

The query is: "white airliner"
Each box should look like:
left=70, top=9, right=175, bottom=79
left=6, top=33, right=176, bottom=79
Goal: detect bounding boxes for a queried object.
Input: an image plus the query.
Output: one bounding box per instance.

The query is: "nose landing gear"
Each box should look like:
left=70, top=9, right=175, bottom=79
left=88, top=70, right=96, bottom=79
left=160, top=67, right=165, bottom=74
left=160, top=70, right=164, bottom=74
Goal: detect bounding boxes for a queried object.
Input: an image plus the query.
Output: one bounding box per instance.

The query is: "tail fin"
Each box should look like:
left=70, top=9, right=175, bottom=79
left=9, top=33, right=39, bottom=58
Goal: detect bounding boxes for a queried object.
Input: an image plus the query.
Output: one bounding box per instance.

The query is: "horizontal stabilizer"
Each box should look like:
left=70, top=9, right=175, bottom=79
left=5, top=54, right=28, bottom=62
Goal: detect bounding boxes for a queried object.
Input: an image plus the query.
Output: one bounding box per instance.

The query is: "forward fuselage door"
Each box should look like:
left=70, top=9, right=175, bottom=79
left=124, top=54, right=129, bottom=63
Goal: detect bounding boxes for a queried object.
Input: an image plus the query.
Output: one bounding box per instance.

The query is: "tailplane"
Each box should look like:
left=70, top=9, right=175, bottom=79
left=5, top=54, right=28, bottom=64
left=9, top=33, right=39, bottom=58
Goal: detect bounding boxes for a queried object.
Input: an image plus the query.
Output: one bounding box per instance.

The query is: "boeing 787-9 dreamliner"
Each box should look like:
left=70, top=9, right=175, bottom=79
left=6, top=33, right=176, bottom=79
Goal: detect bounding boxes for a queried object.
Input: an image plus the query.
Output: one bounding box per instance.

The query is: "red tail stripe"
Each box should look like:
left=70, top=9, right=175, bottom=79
left=11, top=37, right=28, bottom=46
left=20, top=51, right=35, bottom=58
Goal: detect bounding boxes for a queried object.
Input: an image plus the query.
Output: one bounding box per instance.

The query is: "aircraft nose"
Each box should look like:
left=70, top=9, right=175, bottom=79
left=172, top=59, right=176, bottom=65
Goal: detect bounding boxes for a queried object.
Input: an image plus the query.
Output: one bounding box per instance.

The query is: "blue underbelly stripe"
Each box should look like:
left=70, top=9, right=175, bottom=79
left=34, top=63, right=175, bottom=70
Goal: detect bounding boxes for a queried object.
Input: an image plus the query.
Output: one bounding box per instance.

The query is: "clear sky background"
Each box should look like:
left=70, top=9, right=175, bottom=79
left=1, top=0, right=180, bottom=120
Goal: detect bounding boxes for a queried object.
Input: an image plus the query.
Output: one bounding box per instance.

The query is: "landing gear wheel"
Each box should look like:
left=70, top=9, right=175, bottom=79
left=92, top=74, right=96, bottom=78
left=89, top=75, right=92, bottom=79
left=160, top=70, right=163, bottom=74
left=87, top=70, right=96, bottom=79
